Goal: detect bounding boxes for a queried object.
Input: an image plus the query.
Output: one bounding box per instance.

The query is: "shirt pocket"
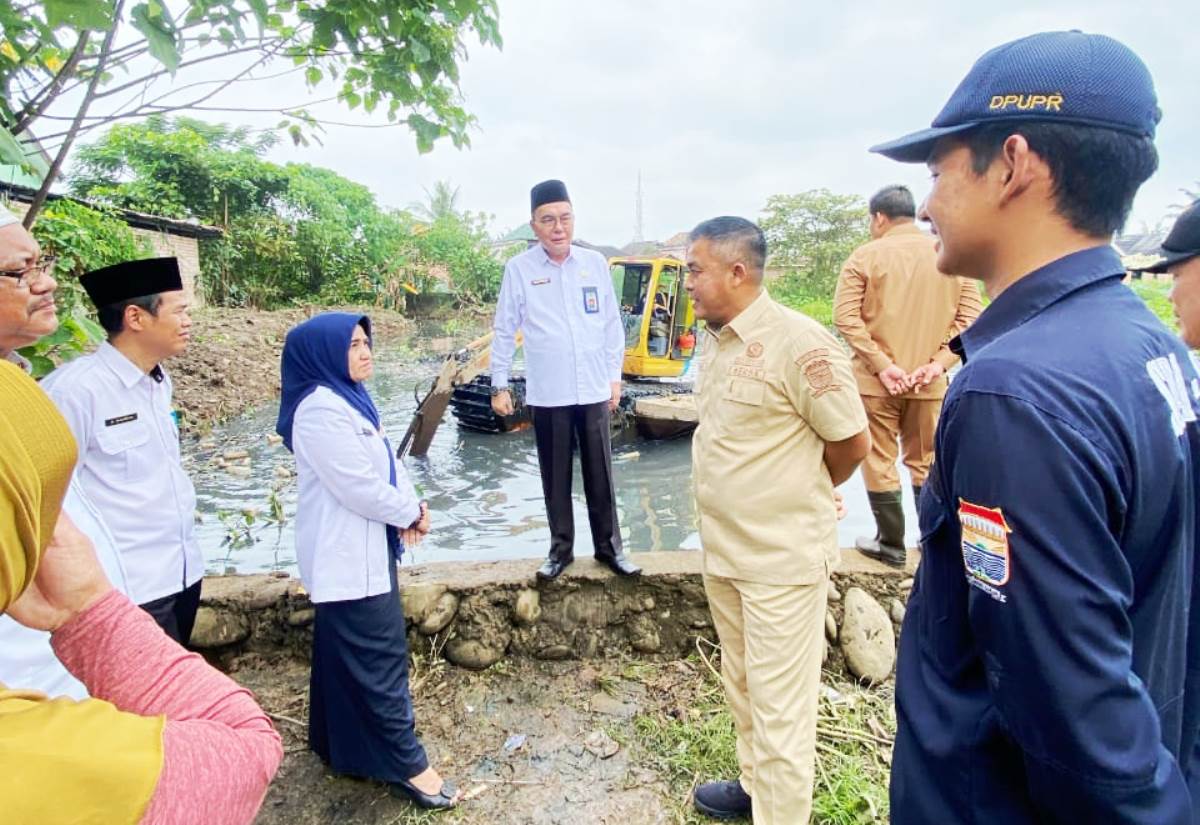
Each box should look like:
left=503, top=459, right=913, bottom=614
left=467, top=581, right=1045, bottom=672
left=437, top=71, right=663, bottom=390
left=716, top=377, right=768, bottom=435
left=916, top=475, right=975, bottom=677
left=95, top=422, right=151, bottom=483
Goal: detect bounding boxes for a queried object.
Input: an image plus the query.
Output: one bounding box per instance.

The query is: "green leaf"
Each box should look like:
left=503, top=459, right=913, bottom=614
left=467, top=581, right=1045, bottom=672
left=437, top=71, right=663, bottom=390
left=0, top=126, right=49, bottom=178
left=304, top=66, right=322, bottom=86
left=247, top=0, right=269, bottom=28
left=130, top=3, right=180, bottom=72
left=44, top=0, right=115, bottom=31
left=25, top=354, right=56, bottom=378
left=410, top=39, right=431, bottom=63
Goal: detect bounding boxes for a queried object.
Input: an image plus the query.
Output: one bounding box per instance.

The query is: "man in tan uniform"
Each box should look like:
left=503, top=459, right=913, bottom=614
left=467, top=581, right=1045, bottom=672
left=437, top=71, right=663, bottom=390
left=686, top=216, right=870, bottom=823
left=834, top=185, right=981, bottom=567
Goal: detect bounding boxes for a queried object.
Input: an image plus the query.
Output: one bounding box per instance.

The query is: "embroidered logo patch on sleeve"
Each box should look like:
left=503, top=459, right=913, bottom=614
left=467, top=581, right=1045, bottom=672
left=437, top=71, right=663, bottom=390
left=959, top=499, right=1011, bottom=587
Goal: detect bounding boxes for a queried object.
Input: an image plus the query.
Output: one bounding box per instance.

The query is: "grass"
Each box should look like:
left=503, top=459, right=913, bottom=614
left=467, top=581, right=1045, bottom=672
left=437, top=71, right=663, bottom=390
left=626, top=652, right=893, bottom=825
left=1129, top=279, right=1177, bottom=332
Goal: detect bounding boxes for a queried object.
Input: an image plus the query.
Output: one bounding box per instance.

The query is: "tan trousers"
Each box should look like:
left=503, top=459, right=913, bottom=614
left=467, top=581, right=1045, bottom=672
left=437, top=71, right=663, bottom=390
left=703, top=572, right=828, bottom=825
left=861, top=394, right=942, bottom=492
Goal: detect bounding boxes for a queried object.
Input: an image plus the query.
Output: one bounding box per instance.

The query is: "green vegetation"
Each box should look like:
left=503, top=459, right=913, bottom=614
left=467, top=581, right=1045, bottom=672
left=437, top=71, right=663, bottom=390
left=70, top=116, right=504, bottom=309
left=629, top=652, right=892, bottom=824
left=0, top=0, right=502, bottom=223
left=1130, top=279, right=1176, bottom=332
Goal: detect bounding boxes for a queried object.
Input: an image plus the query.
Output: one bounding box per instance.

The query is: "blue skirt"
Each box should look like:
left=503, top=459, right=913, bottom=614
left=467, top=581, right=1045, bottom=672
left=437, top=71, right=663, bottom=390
left=308, top=564, right=429, bottom=782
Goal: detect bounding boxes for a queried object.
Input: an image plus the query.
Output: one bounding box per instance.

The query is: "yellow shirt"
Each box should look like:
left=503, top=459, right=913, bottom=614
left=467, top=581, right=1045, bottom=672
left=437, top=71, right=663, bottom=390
left=693, top=291, right=868, bottom=584
left=833, top=223, right=982, bottom=399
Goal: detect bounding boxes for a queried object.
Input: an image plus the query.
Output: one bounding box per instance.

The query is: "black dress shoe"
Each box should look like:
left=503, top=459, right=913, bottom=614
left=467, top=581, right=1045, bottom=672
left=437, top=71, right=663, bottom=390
left=390, top=778, right=458, bottom=810
left=694, top=779, right=751, bottom=819
left=596, top=552, right=641, bottom=577
left=536, top=555, right=573, bottom=581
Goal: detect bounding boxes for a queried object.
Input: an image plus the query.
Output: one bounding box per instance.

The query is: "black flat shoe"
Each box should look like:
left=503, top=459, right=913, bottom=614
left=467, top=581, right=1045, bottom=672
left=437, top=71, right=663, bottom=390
left=596, top=552, right=641, bottom=577
left=537, top=555, right=573, bottom=581
left=390, top=778, right=458, bottom=810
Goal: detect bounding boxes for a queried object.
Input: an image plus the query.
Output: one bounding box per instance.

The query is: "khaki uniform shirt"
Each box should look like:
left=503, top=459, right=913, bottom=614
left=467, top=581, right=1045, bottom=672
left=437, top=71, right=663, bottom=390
left=693, top=291, right=868, bottom=585
left=833, top=223, right=982, bottom=399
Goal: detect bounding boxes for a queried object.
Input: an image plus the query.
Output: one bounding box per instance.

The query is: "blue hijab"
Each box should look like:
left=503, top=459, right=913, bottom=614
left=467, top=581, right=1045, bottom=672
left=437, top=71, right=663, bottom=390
left=276, top=312, right=405, bottom=559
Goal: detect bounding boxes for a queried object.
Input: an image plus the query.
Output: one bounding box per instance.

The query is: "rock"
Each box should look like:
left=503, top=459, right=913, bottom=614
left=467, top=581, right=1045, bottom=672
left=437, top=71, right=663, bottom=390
left=890, top=599, right=906, bottom=625
left=266, top=434, right=284, bottom=446
left=627, top=614, right=661, bottom=653
left=827, top=584, right=842, bottom=602
left=419, top=592, right=460, bottom=635
left=840, top=587, right=896, bottom=684
left=402, top=583, right=448, bottom=625
left=825, top=610, right=838, bottom=644
left=189, top=606, right=250, bottom=649
left=445, top=638, right=505, bottom=670
left=582, top=729, right=620, bottom=759
left=287, top=608, right=315, bottom=627
left=273, top=466, right=293, bottom=479
left=536, top=644, right=572, bottom=660
left=900, top=577, right=914, bottom=591
left=513, top=589, right=541, bottom=626
left=641, top=596, right=656, bottom=611
left=226, top=465, right=252, bottom=478
left=222, top=449, right=249, bottom=461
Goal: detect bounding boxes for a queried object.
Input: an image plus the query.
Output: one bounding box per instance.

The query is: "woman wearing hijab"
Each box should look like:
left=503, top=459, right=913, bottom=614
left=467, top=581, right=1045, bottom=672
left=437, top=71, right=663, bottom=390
left=277, top=312, right=458, bottom=810
left=0, top=360, right=282, bottom=824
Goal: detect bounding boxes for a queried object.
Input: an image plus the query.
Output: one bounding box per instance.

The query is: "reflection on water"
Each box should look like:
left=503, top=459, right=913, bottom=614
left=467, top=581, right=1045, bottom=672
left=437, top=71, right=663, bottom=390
left=191, top=332, right=920, bottom=576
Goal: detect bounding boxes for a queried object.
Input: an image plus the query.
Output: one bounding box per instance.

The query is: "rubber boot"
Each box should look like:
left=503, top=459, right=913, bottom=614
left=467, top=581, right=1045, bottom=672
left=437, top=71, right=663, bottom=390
left=855, top=490, right=906, bottom=567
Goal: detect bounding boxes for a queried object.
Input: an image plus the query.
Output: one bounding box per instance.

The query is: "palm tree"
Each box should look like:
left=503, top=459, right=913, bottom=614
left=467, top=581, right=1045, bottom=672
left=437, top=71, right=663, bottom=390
left=409, top=180, right=461, bottom=222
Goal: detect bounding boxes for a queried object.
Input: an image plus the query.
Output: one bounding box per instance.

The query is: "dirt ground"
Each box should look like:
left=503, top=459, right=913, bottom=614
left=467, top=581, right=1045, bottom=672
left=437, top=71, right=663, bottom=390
left=165, top=306, right=417, bottom=433
left=236, top=652, right=705, bottom=825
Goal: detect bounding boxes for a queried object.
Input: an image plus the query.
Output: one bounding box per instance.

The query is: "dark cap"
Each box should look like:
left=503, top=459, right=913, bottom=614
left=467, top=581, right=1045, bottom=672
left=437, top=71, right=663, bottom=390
left=871, top=31, right=1161, bottom=163
left=1130, top=200, right=1200, bottom=274
left=80, top=257, right=184, bottom=307
left=531, top=179, right=570, bottom=213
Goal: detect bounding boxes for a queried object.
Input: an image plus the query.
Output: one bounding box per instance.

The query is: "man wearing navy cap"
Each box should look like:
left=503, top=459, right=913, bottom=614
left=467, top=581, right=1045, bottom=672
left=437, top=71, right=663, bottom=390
left=490, top=180, right=639, bottom=581
left=1132, top=199, right=1200, bottom=348
left=872, top=31, right=1200, bottom=823
left=41, top=258, right=203, bottom=644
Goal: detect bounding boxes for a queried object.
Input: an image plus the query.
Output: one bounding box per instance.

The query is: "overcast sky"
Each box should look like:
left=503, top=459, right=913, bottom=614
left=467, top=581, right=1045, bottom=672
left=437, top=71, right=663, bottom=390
left=79, top=0, right=1200, bottom=246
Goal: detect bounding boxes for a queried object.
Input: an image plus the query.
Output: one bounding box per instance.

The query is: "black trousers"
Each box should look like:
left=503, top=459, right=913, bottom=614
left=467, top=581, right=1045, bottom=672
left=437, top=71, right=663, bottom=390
left=139, top=579, right=202, bottom=645
left=530, top=401, right=622, bottom=561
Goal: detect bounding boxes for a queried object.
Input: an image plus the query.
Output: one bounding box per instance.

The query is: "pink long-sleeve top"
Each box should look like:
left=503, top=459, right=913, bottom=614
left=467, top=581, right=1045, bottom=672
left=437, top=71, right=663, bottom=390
left=51, top=590, right=283, bottom=825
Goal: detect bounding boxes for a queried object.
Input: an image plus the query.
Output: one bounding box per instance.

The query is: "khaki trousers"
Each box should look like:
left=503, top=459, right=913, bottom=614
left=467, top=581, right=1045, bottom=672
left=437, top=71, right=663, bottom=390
left=861, top=394, right=941, bottom=492
left=703, top=571, right=828, bottom=825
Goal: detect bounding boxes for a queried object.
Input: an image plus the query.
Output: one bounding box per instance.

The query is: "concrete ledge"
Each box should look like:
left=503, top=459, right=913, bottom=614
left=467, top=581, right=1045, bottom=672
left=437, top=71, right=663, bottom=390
left=196, top=548, right=919, bottom=683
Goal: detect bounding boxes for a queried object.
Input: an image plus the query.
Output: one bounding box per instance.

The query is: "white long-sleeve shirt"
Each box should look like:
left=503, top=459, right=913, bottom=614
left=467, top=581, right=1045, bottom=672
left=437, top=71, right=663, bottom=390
left=292, top=386, right=422, bottom=603
left=491, top=243, right=625, bottom=407
left=40, top=342, right=201, bottom=605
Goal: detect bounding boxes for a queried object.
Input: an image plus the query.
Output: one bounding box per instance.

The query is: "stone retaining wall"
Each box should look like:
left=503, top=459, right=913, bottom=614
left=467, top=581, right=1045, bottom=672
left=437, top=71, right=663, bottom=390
left=194, top=549, right=917, bottom=684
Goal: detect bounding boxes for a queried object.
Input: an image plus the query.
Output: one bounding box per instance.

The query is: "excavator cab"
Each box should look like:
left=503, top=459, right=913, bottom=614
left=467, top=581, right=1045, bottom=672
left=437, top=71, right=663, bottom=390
left=611, top=257, right=697, bottom=379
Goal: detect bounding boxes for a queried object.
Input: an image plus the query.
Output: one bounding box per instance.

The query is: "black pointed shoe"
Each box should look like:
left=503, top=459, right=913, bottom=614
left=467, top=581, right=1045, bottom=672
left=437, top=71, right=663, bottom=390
left=390, top=778, right=458, bottom=810
left=693, top=779, right=752, bottom=819
left=536, top=554, right=574, bottom=581
left=596, top=552, right=641, bottom=577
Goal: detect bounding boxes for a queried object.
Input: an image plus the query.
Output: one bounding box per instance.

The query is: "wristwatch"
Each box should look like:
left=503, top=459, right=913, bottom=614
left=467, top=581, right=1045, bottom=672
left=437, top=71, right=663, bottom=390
left=490, top=385, right=508, bottom=397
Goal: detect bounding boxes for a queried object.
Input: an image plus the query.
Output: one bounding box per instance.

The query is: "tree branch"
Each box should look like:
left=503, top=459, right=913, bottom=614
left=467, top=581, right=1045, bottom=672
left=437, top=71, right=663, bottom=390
left=23, top=0, right=126, bottom=228
left=10, top=32, right=91, bottom=136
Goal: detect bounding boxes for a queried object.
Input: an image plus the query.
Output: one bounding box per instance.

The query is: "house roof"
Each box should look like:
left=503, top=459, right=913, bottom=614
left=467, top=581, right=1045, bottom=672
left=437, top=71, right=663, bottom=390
left=0, top=181, right=224, bottom=240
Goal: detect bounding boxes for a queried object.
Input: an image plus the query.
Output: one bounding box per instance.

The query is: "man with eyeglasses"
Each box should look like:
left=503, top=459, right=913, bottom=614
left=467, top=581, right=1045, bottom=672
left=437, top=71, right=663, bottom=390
left=490, top=179, right=639, bottom=581
left=0, top=207, right=134, bottom=699
left=0, top=210, right=58, bottom=368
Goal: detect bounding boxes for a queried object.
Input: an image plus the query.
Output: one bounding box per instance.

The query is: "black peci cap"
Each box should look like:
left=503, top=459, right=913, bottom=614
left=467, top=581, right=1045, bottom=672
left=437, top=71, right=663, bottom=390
left=530, top=179, right=570, bottom=213
left=80, top=257, right=184, bottom=307
left=1131, top=200, right=1200, bottom=274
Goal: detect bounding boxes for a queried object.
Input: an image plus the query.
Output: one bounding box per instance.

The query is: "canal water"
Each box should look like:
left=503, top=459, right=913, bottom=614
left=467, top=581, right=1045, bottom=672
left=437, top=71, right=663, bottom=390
left=190, top=330, right=920, bottom=576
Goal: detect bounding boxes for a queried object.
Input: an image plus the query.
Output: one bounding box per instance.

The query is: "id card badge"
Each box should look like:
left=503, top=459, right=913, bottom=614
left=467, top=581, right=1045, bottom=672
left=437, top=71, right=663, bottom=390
left=582, top=286, right=600, bottom=314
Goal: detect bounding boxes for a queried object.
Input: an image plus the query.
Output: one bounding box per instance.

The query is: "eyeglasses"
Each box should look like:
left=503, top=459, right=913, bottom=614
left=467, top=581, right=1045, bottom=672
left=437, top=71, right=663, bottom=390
left=536, top=214, right=573, bottom=229
left=0, top=256, right=57, bottom=287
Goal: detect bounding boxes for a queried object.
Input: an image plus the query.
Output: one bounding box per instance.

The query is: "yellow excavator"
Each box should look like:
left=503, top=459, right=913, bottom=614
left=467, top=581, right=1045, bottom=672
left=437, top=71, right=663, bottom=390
left=399, top=256, right=698, bottom=458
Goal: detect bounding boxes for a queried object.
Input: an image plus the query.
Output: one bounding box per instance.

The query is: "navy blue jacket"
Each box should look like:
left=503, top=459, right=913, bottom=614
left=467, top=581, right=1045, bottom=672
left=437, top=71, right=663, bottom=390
left=892, top=246, right=1200, bottom=823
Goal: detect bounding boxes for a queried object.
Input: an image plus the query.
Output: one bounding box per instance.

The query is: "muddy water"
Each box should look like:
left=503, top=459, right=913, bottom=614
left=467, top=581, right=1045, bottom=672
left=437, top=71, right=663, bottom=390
left=190, top=333, right=919, bottom=576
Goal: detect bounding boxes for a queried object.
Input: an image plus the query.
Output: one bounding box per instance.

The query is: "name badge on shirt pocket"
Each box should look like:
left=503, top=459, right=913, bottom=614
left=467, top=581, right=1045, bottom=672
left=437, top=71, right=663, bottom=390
left=582, top=286, right=600, bottom=314
left=530, top=277, right=551, bottom=286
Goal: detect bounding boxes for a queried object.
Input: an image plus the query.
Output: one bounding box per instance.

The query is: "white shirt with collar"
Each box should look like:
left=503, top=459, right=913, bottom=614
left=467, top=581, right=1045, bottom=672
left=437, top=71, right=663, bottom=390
left=491, top=243, right=625, bottom=407
left=292, top=386, right=422, bottom=603
left=40, top=341, right=201, bottom=605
